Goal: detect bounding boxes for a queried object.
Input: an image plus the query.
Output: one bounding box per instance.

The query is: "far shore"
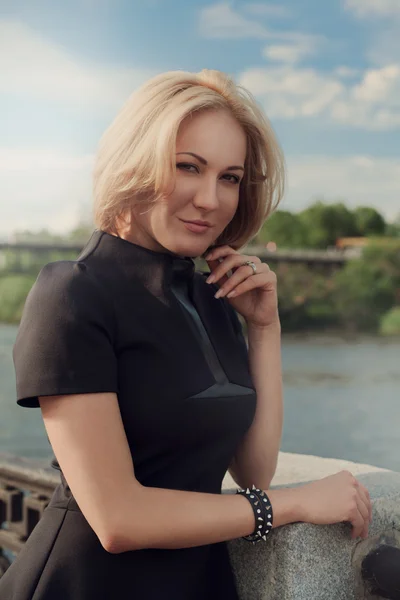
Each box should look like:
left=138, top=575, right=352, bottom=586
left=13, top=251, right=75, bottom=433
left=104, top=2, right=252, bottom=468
left=1, top=320, right=399, bottom=343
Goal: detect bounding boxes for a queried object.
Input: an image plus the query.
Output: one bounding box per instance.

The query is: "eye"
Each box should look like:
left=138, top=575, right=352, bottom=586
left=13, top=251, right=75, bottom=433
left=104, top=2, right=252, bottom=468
left=223, top=173, right=241, bottom=185
left=176, top=162, right=199, bottom=173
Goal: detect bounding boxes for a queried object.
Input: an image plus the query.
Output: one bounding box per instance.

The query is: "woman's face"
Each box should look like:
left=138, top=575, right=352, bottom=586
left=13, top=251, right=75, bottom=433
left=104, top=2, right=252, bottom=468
left=128, top=109, right=247, bottom=257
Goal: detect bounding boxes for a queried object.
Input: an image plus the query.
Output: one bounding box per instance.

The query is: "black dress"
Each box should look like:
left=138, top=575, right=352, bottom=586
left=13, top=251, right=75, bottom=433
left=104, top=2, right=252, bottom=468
left=0, top=229, right=257, bottom=600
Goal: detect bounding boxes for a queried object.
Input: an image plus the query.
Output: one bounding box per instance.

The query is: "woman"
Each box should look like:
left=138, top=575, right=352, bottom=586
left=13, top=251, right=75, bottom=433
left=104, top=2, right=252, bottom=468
left=0, top=69, right=372, bottom=599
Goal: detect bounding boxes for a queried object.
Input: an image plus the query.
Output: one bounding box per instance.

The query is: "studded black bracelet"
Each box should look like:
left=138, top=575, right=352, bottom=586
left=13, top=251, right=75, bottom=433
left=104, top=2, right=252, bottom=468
left=251, top=487, right=273, bottom=539
left=236, top=485, right=273, bottom=544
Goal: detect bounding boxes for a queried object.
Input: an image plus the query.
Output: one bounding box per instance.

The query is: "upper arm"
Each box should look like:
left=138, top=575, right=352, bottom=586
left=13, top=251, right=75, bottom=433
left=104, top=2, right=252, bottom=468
left=39, top=391, right=142, bottom=550
left=12, top=260, right=139, bottom=549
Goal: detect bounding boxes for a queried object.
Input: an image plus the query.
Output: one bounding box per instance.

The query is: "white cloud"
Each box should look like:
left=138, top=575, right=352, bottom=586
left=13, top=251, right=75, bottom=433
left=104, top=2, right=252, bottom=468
left=199, top=2, right=400, bottom=127
left=285, top=155, right=400, bottom=220
left=198, top=4, right=324, bottom=66
left=243, top=3, right=292, bottom=19
left=198, top=1, right=321, bottom=57
left=239, top=66, right=344, bottom=118
left=263, top=33, right=322, bottom=64
left=239, top=62, right=400, bottom=130
left=199, top=2, right=269, bottom=38
left=263, top=44, right=309, bottom=64
left=0, top=19, right=157, bottom=114
left=344, top=0, right=400, bottom=18
left=0, top=148, right=95, bottom=235
left=352, top=64, right=400, bottom=102
left=331, top=64, right=400, bottom=128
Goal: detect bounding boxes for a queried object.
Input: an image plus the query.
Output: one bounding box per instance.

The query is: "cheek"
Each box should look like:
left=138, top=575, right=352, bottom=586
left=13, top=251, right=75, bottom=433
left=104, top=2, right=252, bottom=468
left=220, top=190, right=240, bottom=221
left=162, top=178, right=192, bottom=213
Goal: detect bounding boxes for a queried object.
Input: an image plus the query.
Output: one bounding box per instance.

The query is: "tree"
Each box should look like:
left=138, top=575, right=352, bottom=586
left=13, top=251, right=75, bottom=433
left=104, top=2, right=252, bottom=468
left=333, top=239, right=400, bottom=331
left=386, top=213, right=400, bottom=238
left=11, top=228, right=65, bottom=244
left=353, top=206, right=386, bottom=236
left=298, top=200, right=358, bottom=248
left=68, top=222, right=95, bottom=244
left=257, top=210, right=306, bottom=248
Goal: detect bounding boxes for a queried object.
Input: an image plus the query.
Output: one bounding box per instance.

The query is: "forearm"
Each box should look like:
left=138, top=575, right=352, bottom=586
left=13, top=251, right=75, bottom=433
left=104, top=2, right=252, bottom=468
left=230, top=321, right=283, bottom=489
left=107, top=483, right=301, bottom=553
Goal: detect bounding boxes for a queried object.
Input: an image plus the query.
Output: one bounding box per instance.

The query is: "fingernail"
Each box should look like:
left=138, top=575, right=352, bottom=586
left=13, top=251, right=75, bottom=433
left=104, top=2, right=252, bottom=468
left=227, top=290, right=236, bottom=298
left=206, top=275, right=215, bottom=284
left=214, top=289, right=224, bottom=299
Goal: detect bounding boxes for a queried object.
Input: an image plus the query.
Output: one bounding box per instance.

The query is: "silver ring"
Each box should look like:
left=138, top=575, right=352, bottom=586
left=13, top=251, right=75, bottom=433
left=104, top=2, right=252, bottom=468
left=243, top=260, right=257, bottom=275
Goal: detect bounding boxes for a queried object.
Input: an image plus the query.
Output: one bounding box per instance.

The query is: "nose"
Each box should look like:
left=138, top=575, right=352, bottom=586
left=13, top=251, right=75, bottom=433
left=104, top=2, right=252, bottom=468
left=192, top=175, right=219, bottom=212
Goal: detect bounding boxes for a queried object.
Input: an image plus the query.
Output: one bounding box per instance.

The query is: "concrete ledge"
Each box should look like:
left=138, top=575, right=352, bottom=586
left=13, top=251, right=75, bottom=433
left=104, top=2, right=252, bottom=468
left=223, top=452, right=400, bottom=600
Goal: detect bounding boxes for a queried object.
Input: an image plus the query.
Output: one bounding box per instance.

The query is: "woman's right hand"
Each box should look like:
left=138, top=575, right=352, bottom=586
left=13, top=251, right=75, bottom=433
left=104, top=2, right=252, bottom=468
left=295, top=470, right=372, bottom=540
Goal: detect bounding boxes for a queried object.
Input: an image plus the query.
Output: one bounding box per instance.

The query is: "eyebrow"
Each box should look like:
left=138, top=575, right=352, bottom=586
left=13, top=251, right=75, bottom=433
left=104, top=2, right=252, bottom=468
left=176, top=151, right=244, bottom=172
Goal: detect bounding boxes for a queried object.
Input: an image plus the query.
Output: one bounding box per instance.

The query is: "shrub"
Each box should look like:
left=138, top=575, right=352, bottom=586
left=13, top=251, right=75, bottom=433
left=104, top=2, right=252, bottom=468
left=380, top=307, right=400, bottom=336
left=0, top=275, right=36, bottom=324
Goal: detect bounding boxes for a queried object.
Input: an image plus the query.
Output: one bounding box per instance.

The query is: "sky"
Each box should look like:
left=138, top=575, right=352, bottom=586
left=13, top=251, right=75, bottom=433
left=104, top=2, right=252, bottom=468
left=1, top=0, right=400, bottom=237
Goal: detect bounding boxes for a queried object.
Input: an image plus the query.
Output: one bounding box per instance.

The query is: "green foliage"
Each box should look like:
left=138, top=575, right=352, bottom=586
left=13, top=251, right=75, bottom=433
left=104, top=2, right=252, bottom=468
left=385, top=214, right=400, bottom=238
left=274, top=264, right=338, bottom=331
left=11, top=228, right=66, bottom=244
left=332, top=240, right=400, bottom=331
left=11, top=221, right=94, bottom=245
left=297, top=200, right=358, bottom=248
left=2, top=211, right=400, bottom=334
left=380, top=307, right=400, bottom=336
left=256, top=211, right=306, bottom=248
left=354, top=206, right=385, bottom=236
left=67, top=223, right=94, bottom=244
left=258, top=200, right=393, bottom=250
left=0, top=275, right=36, bottom=324
left=269, top=238, right=400, bottom=333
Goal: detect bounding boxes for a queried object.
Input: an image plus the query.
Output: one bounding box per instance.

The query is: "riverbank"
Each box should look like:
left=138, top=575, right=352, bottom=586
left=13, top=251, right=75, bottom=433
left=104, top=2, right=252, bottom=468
left=1, top=237, right=400, bottom=333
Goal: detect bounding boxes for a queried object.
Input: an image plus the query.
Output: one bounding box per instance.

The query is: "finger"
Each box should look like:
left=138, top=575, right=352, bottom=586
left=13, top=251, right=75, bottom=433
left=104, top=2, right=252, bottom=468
left=356, top=494, right=370, bottom=539
left=204, top=246, right=238, bottom=288
left=350, top=507, right=365, bottom=540
left=206, top=255, right=265, bottom=285
left=358, top=486, right=372, bottom=533
left=359, top=484, right=372, bottom=523
left=206, top=254, right=261, bottom=283
left=205, top=256, right=238, bottom=286
left=356, top=489, right=370, bottom=521
left=206, top=258, right=230, bottom=288
left=212, top=261, right=269, bottom=296
left=354, top=478, right=372, bottom=524
left=213, top=267, right=256, bottom=297
left=225, top=272, right=275, bottom=299
left=204, top=246, right=238, bottom=263
left=205, top=246, right=263, bottom=263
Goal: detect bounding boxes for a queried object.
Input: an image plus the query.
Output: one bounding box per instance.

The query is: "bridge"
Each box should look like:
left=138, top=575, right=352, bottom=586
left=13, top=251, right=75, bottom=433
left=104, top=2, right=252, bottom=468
left=0, top=242, right=359, bottom=276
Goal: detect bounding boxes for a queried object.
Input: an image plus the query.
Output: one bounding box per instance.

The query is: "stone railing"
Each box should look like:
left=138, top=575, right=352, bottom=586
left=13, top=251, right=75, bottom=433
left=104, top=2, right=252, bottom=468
left=0, top=453, right=58, bottom=574
left=1, top=451, right=399, bottom=598
left=223, top=453, right=400, bottom=600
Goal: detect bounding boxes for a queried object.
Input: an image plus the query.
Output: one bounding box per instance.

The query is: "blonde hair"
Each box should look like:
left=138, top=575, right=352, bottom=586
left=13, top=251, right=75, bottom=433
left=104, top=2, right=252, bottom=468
left=93, top=69, right=285, bottom=250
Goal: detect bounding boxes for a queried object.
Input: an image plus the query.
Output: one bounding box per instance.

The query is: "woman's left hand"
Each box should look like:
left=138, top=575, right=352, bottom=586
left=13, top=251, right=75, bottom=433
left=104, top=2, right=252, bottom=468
left=204, top=245, right=279, bottom=329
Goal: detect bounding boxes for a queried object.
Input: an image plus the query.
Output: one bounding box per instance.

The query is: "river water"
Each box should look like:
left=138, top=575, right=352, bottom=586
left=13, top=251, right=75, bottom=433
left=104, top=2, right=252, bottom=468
left=1, top=323, right=399, bottom=472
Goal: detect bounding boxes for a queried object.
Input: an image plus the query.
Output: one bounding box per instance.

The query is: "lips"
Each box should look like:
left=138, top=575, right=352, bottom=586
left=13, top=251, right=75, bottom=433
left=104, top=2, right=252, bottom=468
left=181, top=220, right=211, bottom=234
left=182, top=220, right=211, bottom=227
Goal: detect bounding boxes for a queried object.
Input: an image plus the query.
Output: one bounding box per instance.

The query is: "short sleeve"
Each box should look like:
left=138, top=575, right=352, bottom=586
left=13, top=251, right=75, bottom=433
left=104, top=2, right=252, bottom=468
left=13, top=261, right=118, bottom=408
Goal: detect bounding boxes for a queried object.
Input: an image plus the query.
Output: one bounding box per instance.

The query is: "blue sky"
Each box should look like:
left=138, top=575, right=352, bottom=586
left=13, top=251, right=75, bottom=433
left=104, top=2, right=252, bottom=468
left=1, top=0, right=399, bottom=236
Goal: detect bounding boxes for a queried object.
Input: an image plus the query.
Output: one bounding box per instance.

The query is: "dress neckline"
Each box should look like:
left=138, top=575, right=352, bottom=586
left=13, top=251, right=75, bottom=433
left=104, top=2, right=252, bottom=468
left=86, top=229, right=196, bottom=282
